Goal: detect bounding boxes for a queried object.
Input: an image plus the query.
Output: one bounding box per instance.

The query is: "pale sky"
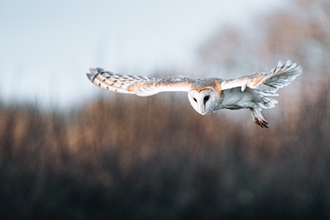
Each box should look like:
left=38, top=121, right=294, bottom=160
left=0, top=0, right=285, bottom=108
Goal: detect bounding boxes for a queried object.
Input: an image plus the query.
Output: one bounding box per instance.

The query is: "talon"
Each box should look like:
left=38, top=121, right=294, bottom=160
left=254, top=118, right=269, bottom=128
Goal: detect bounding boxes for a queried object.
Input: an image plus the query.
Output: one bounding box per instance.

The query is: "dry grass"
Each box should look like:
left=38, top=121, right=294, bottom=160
left=0, top=83, right=330, bottom=219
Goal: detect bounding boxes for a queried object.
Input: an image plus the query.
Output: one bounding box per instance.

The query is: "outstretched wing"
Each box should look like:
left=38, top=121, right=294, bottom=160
left=86, top=68, right=195, bottom=96
left=220, top=60, right=302, bottom=91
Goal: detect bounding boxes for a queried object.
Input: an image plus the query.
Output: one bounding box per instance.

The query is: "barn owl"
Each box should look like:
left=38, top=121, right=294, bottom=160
left=86, top=60, right=302, bottom=128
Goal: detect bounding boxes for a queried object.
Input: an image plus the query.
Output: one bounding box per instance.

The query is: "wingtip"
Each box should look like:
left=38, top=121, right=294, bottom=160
left=278, top=60, right=292, bottom=66
left=89, top=68, right=98, bottom=75
left=87, top=67, right=104, bottom=82
left=86, top=73, right=93, bottom=81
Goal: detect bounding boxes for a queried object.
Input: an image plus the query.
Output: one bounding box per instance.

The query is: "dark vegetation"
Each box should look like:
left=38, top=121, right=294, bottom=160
left=1, top=0, right=330, bottom=219
left=1, top=84, right=330, bottom=219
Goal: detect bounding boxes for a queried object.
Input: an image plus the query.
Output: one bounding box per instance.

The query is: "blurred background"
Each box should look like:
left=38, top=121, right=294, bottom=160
left=1, top=0, right=330, bottom=219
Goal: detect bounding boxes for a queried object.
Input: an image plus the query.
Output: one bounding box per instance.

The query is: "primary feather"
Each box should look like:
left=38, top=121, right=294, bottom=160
left=87, top=68, right=195, bottom=96
left=220, top=60, right=302, bottom=91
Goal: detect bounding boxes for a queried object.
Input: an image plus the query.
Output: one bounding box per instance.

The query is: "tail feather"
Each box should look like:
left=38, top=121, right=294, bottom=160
left=258, top=96, right=278, bottom=109
left=253, top=88, right=279, bottom=109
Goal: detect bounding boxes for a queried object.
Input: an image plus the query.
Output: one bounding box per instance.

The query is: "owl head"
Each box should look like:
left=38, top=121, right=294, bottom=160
left=188, top=86, right=221, bottom=115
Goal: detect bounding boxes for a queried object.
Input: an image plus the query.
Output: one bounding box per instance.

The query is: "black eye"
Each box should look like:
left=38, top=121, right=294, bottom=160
left=204, top=95, right=210, bottom=103
left=193, top=97, right=197, bottom=102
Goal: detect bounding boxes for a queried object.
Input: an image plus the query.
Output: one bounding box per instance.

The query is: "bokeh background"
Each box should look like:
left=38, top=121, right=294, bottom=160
left=1, top=0, right=330, bottom=219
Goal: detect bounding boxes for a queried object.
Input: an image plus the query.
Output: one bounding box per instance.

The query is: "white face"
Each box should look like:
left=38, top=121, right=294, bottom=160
left=188, top=88, right=217, bottom=115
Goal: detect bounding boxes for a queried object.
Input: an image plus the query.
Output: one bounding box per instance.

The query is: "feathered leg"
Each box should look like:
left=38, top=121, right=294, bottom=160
left=250, top=108, right=269, bottom=128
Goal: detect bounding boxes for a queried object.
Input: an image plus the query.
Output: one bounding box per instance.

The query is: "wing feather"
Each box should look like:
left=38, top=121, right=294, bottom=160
left=87, top=68, right=195, bottom=96
left=220, top=60, right=302, bottom=91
